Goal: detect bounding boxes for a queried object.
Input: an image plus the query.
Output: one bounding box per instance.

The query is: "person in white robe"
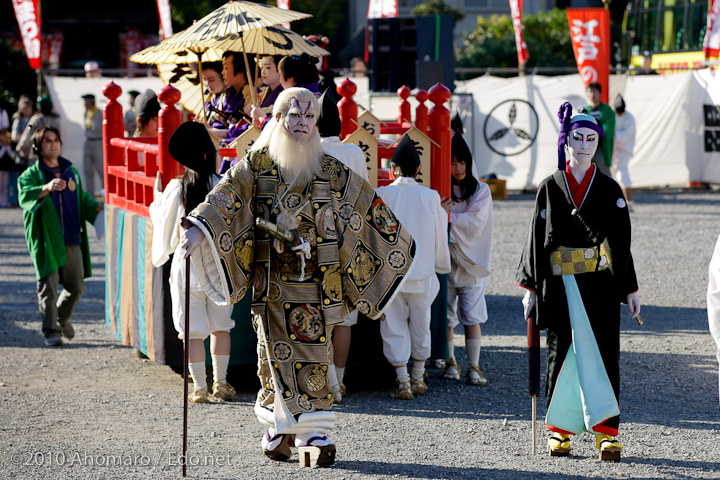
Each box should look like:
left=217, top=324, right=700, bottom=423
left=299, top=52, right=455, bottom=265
left=440, top=132, right=493, bottom=386
left=375, top=135, right=451, bottom=399
left=149, top=122, right=235, bottom=403
left=612, top=95, right=635, bottom=204
left=708, top=233, right=720, bottom=408
left=316, top=89, right=370, bottom=402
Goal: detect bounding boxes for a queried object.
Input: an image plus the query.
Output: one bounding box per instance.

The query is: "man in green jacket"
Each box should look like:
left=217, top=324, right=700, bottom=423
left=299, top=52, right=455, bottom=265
left=18, top=126, right=102, bottom=347
left=585, top=82, right=615, bottom=177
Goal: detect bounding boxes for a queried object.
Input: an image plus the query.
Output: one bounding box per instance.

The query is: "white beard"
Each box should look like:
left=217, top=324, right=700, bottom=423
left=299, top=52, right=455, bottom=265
left=269, top=125, right=323, bottom=186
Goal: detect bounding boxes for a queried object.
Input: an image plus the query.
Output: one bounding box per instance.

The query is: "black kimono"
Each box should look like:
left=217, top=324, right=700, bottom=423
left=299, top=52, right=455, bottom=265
left=515, top=168, right=638, bottom=435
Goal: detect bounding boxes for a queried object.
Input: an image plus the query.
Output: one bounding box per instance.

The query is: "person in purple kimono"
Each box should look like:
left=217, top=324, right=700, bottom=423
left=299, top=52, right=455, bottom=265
left=249, top=54, right=319, bottom=129
left=220, top=51, right=255, bottom=143
left=279, top=54, right=320, bottom=96
left=202, top=62, right=227, bottom=131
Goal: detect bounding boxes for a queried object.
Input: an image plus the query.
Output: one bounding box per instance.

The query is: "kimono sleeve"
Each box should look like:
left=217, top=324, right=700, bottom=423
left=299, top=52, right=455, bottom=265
left=515, top=185, right=548, bottom=294
left=186, top=158, right=257, bottom=307
left=433, top=193, right=451, bottom=275
left=17, top=166, right=47, bottom=213
left=335, top=174, right=416, bottom=320
left=148, top=178, right=183, bottom=267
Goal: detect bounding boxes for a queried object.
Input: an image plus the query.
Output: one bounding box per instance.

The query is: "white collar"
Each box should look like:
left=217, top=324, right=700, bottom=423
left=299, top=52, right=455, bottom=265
left=391, top=176, right=418, bottom=186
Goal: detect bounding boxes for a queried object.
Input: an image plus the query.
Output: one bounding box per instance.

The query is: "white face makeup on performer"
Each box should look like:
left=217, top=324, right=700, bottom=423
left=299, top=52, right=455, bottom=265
left=567, top=127, right=598, bottom=165
left=261, top=57, right=281, bottom=90
left=284, top=97, right=317, bottom=140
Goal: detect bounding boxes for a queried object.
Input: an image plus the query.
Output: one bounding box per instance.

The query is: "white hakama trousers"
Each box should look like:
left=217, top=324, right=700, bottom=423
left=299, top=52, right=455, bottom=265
left=381, top=289, right=437, bottom=367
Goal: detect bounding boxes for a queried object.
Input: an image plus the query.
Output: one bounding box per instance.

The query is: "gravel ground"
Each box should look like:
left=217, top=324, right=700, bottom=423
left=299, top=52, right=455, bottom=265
left=1, top=189, right=719, bottom=480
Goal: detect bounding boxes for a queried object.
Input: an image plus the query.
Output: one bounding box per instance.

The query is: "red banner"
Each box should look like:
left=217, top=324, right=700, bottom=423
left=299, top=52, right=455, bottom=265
left=704, top=0, right=720, bottom=59
left=157, top=0, right=173, bottom=40
left=12, top=0, right=42, bottom=69
left=567, top=8, right=610, bottom=104
left=509, top=0, right=529, bottom=66
left=42, top=30, right=64, bottom=69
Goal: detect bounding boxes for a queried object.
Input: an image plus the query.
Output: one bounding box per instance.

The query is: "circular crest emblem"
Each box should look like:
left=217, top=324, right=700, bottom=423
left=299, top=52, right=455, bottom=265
left=483, top=99, right=539, bottom=157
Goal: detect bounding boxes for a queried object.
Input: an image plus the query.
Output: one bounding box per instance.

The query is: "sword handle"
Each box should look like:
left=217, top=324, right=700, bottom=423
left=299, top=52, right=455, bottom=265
left=255, top=217, right=300, bottom=246
left=570, top=208, right=599, bottom=243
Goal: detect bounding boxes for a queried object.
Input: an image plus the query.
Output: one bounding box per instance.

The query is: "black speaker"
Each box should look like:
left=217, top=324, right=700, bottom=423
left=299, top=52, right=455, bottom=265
left=368, top=15, right=454, bottom=93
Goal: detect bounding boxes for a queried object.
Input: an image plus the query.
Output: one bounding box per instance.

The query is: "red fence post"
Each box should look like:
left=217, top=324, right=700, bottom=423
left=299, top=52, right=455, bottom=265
left=102, top=82, right=124, bottom=204
left=427, top=83, right=451, bottom=201
left=157, top=85, right=183, bottom=190
left=338, top=78, right=358, bottom=140
left=415, top=89, right=428, bottom=134
left=397, top=85, right=411, bottom=124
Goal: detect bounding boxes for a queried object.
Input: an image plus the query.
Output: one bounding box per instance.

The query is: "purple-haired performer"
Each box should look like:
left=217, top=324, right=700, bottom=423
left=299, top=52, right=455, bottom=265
left=515, top=103, right=641, bottom=461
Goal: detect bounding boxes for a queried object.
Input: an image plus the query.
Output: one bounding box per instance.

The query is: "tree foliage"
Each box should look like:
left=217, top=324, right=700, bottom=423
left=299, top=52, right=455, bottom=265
left=456, top=9, right=576, bottom=73
left=169, top=0, right=347, bottom=40
left=412, top=0, right=465, bottom=25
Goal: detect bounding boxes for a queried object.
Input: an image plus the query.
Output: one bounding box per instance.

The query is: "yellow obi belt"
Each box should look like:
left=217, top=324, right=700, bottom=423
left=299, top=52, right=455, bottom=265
left=550, top=239, right=613, bottom=276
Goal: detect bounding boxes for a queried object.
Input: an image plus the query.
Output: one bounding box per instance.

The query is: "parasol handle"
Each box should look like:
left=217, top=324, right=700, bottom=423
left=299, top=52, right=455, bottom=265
left=239, top=36, right=258, bottom=107
left=197, top=53, right=208, bottom=125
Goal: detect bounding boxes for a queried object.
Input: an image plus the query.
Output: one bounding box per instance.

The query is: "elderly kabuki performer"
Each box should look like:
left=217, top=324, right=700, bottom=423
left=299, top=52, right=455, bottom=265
left=181, top=87, right=415, bottom=467
left=515, top=103, right=641, bottom=461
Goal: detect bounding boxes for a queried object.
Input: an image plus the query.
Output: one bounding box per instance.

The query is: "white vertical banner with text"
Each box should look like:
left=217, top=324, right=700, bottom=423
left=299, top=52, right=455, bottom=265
left=157, top=0, right=173, bottom=39
left=367, top=0, right=398, bottom=18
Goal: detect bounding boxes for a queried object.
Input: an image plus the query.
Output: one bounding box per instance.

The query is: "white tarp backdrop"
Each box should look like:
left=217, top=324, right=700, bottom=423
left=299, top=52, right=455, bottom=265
left=455, top=70, right=720, bottom=189
left=44, top=72, right=720, bottom=190
left=44, top=75, right=165, bottom=185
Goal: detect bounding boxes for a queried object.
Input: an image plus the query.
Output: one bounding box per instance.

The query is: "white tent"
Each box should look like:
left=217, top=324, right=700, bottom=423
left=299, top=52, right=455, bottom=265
left=455, top=70, right=719, bottom=189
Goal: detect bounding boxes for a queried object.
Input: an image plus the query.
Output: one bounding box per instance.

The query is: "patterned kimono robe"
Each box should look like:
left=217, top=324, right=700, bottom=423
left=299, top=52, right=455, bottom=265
left=188, top=147, right=415, bottom=432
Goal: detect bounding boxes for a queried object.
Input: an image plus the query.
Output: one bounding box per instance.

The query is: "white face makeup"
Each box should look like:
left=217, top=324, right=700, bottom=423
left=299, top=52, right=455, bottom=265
left=261, top=57, right=280, bottom=89
left=283, top=97, right=316, bottom=140
left=567, top=127, right=598, bottom=164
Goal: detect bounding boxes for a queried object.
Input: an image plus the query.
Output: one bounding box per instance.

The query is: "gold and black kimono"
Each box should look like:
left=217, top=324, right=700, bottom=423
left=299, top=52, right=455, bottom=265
left=188, top=147, right=415, bottom=426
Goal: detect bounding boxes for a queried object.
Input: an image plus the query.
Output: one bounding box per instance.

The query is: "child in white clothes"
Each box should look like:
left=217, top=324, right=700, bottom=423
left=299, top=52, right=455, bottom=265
left=149, top=122, right=235, bottom=403
left=375, top=136, right=451, bottom=399
left=440, top=132, right=493, bottom=385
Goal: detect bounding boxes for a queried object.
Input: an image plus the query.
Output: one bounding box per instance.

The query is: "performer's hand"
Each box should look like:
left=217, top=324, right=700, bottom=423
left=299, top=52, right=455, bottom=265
left=441, top=197, right=453, bottom=216
left=180, top=225, right=205, bottom=259
left=522, top=290, right=536, bottom=321
left=627, top=291, right=641, bottom=318
left=250, top=105, right=267, bottom=129
left=95, top=201, right=104, bottom=212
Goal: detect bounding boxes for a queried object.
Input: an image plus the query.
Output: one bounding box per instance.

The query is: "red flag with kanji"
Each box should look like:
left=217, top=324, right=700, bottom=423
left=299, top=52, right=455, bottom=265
left=567, top=8, right=610, bottom=104
left=704, top=0, right=720, bottom=59
left=12, top=0, right=42, bottom=69
left=509, top=0, right=529, bottom=66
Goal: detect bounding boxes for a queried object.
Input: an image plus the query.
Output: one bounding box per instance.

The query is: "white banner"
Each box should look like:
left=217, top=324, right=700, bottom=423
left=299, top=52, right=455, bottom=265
left=367, top=0, right=398, bottom=19
left=157, top=0, right=173, bottom=39
left=456, top=71, right=718, bottom=189
left=43, top=76, right=165, bottom=177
